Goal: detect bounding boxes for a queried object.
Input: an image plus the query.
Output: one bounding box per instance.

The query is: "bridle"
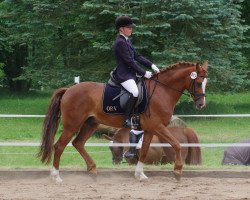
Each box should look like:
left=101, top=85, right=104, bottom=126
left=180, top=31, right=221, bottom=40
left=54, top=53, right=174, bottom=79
left=149, top=70, right=208, bottom=103
left=187, top=74, right=208, bottom=102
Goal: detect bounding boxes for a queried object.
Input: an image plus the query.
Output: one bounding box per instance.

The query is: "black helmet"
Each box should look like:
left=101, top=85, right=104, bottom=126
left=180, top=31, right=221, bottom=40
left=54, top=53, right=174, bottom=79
left=115, top=16, right=135, bottom=30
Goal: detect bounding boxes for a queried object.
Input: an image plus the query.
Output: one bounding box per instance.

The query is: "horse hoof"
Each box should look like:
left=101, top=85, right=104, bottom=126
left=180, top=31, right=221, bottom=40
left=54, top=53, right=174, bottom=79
left=55, top=177, right=63, bottom=183
left=173, top=170, right=182, bottom=181
left=88, top=168, right=97, bottom=175
left=135, top=172, right=148, bottom=181
left=51, top=175, right=63, bottom=183
left=88, top=171, right=97, bottom=177
left=50, top=167, right=63, bottom=183
left=88, top=170, right=97, bottom=181
left=87, top=165, right=97, bottom=174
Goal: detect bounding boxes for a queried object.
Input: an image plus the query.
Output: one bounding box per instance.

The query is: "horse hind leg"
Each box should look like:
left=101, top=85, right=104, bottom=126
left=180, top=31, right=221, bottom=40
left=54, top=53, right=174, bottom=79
left=72, top=117, right=99, bottom=174
left=51, top=129, right=76, bottom=183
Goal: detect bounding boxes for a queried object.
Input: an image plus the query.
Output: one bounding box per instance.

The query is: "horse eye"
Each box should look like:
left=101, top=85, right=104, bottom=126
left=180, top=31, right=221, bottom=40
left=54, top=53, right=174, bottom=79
left=196, top=82, right=202, bottom=87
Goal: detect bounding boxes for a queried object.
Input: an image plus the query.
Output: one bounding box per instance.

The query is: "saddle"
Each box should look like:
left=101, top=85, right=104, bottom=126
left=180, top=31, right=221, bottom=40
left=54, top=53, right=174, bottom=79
left=102, top=75, right=148, bottom=129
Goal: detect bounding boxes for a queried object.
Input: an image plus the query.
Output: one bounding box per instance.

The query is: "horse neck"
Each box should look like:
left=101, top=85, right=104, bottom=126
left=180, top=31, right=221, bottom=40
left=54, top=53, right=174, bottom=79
left=157, top=64, right=195, bottom=95
left=152, top=64, right=196, bottom=109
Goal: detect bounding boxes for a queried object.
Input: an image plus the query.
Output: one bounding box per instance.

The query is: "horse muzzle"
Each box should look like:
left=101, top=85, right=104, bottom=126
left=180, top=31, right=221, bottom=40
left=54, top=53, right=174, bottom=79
left=194, top=97, right=206, bottom=110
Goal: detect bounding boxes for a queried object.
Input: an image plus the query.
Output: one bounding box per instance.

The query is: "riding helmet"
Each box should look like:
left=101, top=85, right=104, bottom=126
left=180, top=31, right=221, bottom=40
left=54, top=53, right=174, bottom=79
left=115, top=16, right=135, bottom=30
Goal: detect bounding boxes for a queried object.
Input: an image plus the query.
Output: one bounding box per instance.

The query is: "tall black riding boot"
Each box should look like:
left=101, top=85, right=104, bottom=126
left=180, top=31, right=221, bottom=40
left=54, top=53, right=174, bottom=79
left=124, top=131, right=137, bottom=159
left=123, top=95, right=137, bottom=128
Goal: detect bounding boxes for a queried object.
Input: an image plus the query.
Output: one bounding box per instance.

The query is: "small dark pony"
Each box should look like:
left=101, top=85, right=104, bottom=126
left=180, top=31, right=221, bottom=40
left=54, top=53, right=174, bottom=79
left=38, top=61, right=208, bottom=182
left=103, top=127, right=202, bottom=165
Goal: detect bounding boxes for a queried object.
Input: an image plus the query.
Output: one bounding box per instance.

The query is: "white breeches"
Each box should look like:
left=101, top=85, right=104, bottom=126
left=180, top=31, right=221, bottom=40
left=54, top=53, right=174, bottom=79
left=131, top=129, right=144, bottom=135
left=121, top=79, right=139, bottom=97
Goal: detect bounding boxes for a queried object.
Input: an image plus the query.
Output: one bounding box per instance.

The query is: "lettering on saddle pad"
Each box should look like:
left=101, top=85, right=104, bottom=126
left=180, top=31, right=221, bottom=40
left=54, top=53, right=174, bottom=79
left=102, top=82, right=148, bottom=115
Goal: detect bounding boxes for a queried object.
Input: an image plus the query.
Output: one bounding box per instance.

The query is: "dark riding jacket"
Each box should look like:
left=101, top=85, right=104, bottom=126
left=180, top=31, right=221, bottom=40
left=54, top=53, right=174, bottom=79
left=113, top=35, right=152, bottom=83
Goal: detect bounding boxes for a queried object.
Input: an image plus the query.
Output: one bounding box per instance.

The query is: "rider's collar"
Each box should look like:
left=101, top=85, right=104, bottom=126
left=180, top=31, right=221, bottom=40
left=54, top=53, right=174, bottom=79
left=119, top=33, right=128, bottom=40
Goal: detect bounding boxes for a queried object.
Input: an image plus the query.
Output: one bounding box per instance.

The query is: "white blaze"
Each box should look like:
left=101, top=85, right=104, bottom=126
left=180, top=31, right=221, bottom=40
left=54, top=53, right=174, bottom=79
left=202, top=78, right=207, bottom=94
left=202, top=78, right=207, bottom=106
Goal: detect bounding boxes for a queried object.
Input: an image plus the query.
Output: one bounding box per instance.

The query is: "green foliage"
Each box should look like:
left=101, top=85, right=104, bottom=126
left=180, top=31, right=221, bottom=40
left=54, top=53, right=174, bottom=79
left=241, top=0, right=250, bottom=72
left=0, top=62, right=4, bottom=81
left=0, top=0, right=249, bottom=91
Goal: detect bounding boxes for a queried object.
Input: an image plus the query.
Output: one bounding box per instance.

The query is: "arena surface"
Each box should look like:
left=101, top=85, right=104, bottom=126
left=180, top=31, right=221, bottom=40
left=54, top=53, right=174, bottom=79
left=0, top=169, right=249, bottom=200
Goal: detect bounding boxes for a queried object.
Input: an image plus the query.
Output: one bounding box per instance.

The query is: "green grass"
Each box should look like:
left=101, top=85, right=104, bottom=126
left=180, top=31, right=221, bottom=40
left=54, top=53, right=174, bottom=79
left=0, top=146, right=114, bottom=169
left=0, top=89, right=250, bottom=169
left=0, top=118, right=43, bottom=141
left=185, top=118, right=250, bottom=143
left=175, top=92, right=250, bottom=114
left=0, top=146, right=248, bottom=171
left=0, top=89, right=51, bottom=114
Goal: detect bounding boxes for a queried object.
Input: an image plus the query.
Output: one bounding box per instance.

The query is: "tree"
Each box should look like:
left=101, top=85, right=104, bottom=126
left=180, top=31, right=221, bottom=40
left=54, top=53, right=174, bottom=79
left=0, top=1, right=35, bottom=91
left=241, top=0, right=250, bottom=70
left=0, top=0, right=249, bottom=92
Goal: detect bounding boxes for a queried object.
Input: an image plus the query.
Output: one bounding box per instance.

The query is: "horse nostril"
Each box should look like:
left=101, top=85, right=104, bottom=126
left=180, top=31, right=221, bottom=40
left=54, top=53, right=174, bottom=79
left=197, top=103, right=206, bottom=109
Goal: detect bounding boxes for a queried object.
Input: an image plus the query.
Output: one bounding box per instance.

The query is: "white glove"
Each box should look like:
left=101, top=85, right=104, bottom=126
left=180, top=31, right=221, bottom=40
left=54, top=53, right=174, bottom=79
left=144, top=71, right=152, bottom=79
left=151, top=64, right=160, bottom=73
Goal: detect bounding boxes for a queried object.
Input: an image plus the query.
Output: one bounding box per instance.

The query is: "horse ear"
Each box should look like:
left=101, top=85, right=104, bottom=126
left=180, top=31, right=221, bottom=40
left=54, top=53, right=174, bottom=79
left=196, top=62, right=201, bottom=72
left=202, top=60, right=208, bottom=71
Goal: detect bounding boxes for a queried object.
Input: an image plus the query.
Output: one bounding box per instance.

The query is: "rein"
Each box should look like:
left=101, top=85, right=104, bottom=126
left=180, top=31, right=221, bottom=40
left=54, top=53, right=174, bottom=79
left=147, top=73, right=207, bottom=103
left=150, top=75, right=190, bottom=97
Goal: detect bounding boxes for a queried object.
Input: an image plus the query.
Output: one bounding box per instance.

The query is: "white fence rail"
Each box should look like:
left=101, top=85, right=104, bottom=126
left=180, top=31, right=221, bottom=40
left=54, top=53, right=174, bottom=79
left=0, top=114, right=45, bottom=118
left=0, top=142, right=250, bottom=148
left=1, top=114, right=250, bottom=118
left=176, top=114, right=250, bottom=117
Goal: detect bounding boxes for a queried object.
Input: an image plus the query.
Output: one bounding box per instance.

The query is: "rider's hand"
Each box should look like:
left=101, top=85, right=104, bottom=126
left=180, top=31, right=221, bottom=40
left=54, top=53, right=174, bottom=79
left=144, top=71, right=152, bottom=79
left=151, top=64, right=160, bottom=73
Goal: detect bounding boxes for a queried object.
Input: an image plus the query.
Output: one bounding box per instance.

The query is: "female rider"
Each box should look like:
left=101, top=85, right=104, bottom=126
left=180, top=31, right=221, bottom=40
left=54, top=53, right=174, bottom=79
left=112, top=16, right=160, bottom=157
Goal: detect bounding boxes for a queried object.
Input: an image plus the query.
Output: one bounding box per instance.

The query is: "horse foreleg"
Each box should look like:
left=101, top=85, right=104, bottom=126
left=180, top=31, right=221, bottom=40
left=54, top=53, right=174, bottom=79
left=155, top=125, right=183, bottom=179
left=135, top=132, right=153, bottom=181
left=72, top=118, right=99, bottom=174
left=52, top=130, right=75, bottom=183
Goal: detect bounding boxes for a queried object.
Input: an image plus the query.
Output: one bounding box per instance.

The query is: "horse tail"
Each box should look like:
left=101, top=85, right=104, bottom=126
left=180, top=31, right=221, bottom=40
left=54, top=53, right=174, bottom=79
left=184, top=128, right=202, bottom=165
left=37, top=88, right=68, bottom=164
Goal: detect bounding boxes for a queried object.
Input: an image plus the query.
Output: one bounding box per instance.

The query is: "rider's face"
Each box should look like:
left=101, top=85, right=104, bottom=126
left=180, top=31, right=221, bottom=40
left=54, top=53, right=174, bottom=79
left=120, top=26, right=133, bottom=37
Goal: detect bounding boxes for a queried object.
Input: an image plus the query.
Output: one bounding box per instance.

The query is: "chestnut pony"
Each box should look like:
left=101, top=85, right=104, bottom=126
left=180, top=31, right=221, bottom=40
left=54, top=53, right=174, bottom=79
left=38, top=61, right=208, bottom=182
left=103, top=127, right=202, bottom=165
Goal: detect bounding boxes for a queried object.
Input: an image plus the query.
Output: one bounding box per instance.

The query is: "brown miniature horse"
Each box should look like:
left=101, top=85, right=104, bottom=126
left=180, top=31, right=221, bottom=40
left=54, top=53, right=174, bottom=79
left=103, top=127, right=202, bottom=165
left=38, top=61, right=208, bottom=182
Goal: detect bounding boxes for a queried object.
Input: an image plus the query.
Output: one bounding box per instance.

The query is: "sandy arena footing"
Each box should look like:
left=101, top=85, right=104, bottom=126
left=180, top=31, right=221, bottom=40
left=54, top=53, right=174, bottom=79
left=0, top=169, right=249, bottom=200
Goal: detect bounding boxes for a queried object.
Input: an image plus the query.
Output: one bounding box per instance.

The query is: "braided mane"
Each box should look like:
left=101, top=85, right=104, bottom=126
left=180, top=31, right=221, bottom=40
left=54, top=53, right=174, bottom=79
left=160, top=62, right=197, bottom=73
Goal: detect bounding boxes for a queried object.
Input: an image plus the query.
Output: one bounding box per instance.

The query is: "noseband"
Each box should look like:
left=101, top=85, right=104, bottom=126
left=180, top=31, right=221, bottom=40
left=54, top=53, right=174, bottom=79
left=188, top=75, right=207, bottom=102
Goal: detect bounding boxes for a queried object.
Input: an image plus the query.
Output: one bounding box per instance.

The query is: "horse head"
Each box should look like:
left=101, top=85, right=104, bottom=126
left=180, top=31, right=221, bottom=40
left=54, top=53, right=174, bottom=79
left=154, top=60, right=208, bottom=110
left=187, top=60, right=208, bottom=109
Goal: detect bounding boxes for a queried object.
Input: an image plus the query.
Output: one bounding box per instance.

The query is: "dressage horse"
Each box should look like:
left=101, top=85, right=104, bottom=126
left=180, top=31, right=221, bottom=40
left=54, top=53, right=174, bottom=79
left=38, top=61, right=208, bottom=182
left=103, top=127, right=202, bottom=165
